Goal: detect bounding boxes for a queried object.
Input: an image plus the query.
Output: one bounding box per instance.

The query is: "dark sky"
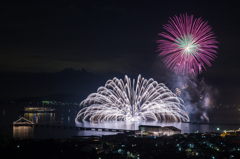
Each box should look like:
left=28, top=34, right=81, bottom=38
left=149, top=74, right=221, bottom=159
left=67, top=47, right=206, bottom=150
left=0, top=1, right=240, bottom=103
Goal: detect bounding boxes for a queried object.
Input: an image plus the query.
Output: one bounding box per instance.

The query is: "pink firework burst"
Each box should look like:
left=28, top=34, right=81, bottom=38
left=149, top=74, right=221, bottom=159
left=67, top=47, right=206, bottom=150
left=157, top=13, right=218, bottom=75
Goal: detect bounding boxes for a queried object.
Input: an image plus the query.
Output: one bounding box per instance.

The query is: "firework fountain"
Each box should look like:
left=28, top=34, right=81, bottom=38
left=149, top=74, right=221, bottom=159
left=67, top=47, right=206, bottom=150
left=75, top=75, right=189, bottom=122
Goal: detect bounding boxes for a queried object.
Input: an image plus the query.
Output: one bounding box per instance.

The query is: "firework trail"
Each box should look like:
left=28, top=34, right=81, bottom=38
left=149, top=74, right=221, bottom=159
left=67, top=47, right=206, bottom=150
left=157, top=13, right=218, bottom=74
left=201, top=112, right=209, bottom=122
left=75, top=75, right=189, bottom=122
left=182, top=84, right=188, bottom=89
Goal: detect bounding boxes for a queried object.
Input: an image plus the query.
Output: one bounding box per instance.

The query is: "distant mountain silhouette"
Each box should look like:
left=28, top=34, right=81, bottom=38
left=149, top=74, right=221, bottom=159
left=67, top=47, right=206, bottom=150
left=0, top=68, right=125, bottom=101
left=10, top=93, right=82, bottom=103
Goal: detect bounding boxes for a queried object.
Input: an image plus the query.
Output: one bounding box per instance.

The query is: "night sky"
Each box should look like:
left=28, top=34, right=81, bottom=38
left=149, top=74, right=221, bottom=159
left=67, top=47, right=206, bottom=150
left=1, top=1, right=240, bottom=104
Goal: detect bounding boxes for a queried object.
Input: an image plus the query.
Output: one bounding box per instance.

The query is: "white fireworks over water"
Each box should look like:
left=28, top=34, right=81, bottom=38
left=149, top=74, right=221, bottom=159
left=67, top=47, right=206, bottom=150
left=75, top=75, right=189, bottom=122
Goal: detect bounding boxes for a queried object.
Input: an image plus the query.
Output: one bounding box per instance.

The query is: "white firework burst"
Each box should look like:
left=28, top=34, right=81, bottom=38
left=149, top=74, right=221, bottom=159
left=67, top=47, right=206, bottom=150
left=75, top=75, right=189, bottom=122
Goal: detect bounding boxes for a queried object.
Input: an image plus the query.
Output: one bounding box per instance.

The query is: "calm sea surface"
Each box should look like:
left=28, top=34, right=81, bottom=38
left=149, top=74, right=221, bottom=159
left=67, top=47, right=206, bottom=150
left=1, top=104, right=240, bottom=139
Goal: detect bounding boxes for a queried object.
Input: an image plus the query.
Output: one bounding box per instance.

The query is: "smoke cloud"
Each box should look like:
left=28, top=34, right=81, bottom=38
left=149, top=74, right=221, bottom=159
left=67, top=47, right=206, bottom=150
left=155, top=73, right=218, bottom=122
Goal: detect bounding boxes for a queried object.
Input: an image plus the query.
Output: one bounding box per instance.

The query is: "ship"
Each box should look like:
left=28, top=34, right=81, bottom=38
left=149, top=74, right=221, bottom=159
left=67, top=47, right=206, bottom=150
left=19, top=107, right=55, bottom=113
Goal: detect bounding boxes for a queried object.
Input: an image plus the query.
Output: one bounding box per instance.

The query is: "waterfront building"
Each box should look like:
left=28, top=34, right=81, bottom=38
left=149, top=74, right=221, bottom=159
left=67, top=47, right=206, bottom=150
left=12, top=117, right=34, bottom=139
left=139, top=125, right=181, bottom=136
left=13, top=117, right=35, bottom=126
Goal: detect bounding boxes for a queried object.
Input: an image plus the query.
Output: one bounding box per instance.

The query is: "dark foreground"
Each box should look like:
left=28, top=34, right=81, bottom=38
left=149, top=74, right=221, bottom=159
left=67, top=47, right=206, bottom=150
left=1, top=132, right=240, bottom=159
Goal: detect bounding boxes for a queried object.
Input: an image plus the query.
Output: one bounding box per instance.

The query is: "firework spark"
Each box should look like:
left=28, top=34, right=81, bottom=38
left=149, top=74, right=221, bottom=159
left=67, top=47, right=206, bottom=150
left=175, top=88, right=181, bottom=96
left=75, top=75, right=189, bottom=122
left=157, top=13, right=218, bottom=74
left=182, top=84, right=188, bottom=90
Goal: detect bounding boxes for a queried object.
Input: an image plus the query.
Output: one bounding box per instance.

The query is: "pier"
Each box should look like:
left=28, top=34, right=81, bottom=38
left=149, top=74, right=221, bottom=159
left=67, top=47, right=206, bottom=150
left=2, top=123, right=134, bottom=133
left=34, top=124, right=132, bottom=133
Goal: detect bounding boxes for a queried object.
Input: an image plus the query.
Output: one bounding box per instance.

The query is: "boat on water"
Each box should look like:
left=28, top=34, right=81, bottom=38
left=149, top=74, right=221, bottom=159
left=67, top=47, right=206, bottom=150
left=19, top=107, right=55, bottom=113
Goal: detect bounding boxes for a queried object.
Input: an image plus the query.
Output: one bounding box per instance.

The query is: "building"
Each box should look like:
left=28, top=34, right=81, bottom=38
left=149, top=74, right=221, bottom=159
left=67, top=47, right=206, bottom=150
left=13, top=117, right=35, bottom=139
left=13, top=117, right=35, bottom=126
left=139, top=125, right=181, bottom=136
